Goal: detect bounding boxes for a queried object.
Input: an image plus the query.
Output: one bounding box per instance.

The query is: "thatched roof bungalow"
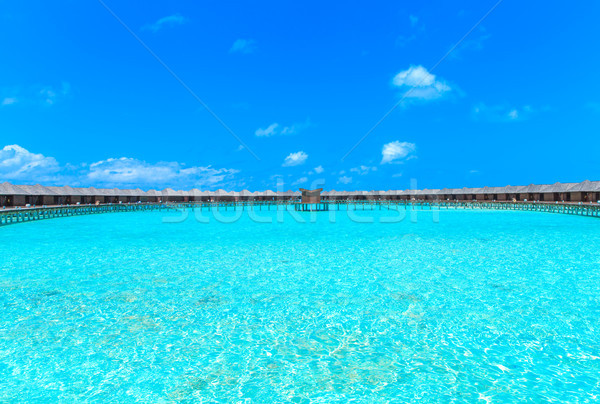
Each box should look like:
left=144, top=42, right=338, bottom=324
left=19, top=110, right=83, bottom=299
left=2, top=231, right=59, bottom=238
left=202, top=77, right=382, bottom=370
left=565, top=180, right=600, bottom=202
left=0, top=183, right=32, bottom=206
left=2, top=180, right=600, bottom=207
left=162, top=188, right=186, bottom=202
left=15, top=184, right=58, bottom=205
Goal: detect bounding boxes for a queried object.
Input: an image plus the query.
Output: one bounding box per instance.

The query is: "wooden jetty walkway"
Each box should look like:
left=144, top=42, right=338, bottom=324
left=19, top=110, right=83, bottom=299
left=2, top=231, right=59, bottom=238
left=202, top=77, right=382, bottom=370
left=1, top=200, right=599, bottom=227
left=0, top=203, right=175, bottom=226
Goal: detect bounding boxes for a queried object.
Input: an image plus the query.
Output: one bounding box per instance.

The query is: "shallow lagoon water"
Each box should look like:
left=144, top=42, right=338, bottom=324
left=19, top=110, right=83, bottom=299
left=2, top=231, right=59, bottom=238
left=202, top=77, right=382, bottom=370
left=1, top=207, right=599, bottom=402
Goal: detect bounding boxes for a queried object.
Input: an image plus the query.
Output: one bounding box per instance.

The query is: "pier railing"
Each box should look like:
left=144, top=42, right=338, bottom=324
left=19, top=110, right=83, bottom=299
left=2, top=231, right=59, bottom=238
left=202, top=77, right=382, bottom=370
left=0, top=203, right=175, bottom=226
left=1, top=200, right=599, bottom=227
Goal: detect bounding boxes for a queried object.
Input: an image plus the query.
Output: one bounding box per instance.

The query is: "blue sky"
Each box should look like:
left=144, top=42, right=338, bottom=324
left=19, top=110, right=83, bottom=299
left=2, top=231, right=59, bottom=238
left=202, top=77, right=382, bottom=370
left=1, top=0, right=599, bottom=191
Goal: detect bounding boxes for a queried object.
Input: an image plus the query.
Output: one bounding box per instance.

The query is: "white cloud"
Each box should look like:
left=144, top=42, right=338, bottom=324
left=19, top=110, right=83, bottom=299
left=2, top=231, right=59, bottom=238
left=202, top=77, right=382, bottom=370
left=282, top=151, right=308, bottom=167
left=472, top=103, right=534, bottom=122
left=393, top=66, right=435, bottom=87
left=292, top=177, right=308, bottom=186
left=0, top=144, right=239, bottom=189
left=313, top=165, right=324, bottom=174
left=392, top=173, right=403, bottom=178
left=381, top=141, right=416, bottom=164
left=144, top=14, right=186, bottom=32
left=338, top=176, right=352, bottom=184
left=255, top=120, right=307, bottom=137
left=1, top=97, right=17, bottom=106
left=87, top=158, right=238, bottom=188
left=230, top=39, right=257, bottom=54
left=350, top=165, right=377, bottom=175
left=392, top=65, right=451, bottom=100
left=255, top=123, right=279, bottom=137
left=0, top=144, right=60, bottom=181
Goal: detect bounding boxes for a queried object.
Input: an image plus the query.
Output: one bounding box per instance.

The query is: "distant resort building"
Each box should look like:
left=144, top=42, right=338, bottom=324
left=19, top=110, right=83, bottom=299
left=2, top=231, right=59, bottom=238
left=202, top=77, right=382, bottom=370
left=0, top=180, right=600, bottom=207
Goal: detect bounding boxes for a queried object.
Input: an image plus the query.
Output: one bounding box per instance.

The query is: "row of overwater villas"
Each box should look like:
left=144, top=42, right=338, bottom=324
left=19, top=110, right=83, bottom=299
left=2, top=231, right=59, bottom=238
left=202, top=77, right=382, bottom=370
left=1, top=180, right=600, bottom=207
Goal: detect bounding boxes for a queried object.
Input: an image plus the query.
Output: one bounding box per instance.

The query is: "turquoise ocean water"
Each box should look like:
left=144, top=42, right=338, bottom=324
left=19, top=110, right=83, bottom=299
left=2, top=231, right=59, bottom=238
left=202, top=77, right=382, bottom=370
left=1, top=207, right=599, bottom=402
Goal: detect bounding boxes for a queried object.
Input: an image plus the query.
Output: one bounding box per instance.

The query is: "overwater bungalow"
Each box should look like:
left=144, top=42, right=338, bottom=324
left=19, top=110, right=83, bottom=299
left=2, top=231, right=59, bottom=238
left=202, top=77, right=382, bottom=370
left=1, top=180, right=600, bottom=208
left=161, top=188, right=185, bottom=203
left=16, top=184, right=58, bottom=206
left=569, top=180, right=600, bottom=203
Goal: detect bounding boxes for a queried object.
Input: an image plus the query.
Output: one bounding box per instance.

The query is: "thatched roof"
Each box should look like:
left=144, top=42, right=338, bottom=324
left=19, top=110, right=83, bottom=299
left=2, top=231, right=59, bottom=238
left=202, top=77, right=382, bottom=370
left=449, top=188, right=467, bottom=195
left=162, top=188, right=183, bottom=196
left=1, top=180, right=600, bottom=200
left=75, top=187, right=96, bottom=196
left=520, top=183, right=546, bottom=193
left=544, top=182, right=577, bottom=193
left=569, top=180, right=600, bottom=192
left=98, top=188, right=116, bottom=196
left=16, top=184, right=57, bottom=195
left=65, top=186, right=87, bottom=196
left=502, top=185, right=526, bottom=194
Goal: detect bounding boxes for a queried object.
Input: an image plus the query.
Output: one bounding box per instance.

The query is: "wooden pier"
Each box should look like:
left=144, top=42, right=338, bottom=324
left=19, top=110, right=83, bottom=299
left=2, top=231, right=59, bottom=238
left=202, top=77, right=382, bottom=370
left=0, top=200, right=599, bottom=227
left=0, top=203, right=175, bottom=226
left=294, top=203, right=330, bottom=212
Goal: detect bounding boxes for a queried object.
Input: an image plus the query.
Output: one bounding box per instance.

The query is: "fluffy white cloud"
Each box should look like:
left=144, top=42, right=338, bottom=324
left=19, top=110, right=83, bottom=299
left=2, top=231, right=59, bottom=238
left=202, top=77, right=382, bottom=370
left=87, top=157, right=238, bottom=188
left=338, top=176, right=352, bottom=184
left=393, top=65, right=435, bottom=87
left=350, top=165, right=377, bottom=175
left=393, top=65, right=451, bottom=100
left=282, top=151, right=308, bottom=167
left=0, top=144, right=239, bottom=189
left=144, top=14, right=187, bottom=32
left=381, top=141, right=416, bottom=164
left=313, top=165, right=324, bottom=174
left=0, top=145, right=60, bottom=181
left=230, top=39, right=257, bottom=54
